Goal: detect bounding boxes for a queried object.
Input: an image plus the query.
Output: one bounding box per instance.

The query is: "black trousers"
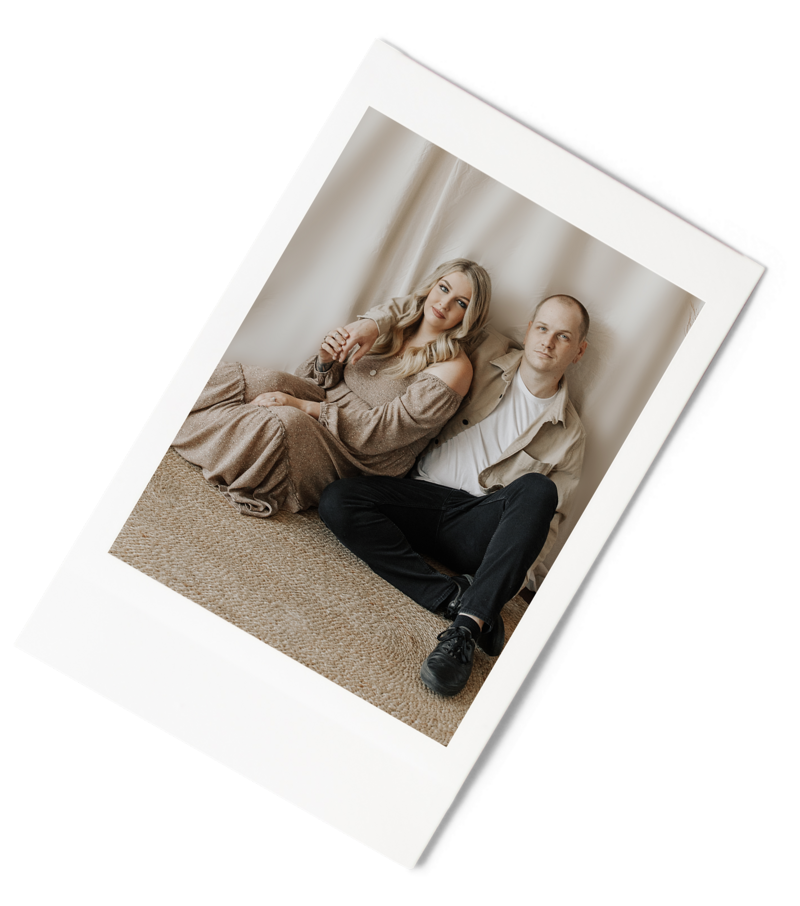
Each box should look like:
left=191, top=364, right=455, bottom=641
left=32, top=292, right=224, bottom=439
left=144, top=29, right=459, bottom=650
left=318, top=472, right=558, bottom=627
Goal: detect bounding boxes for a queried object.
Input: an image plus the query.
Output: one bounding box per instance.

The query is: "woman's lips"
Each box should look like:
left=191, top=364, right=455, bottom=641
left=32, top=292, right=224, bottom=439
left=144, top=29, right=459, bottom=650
left=432, top=308, right=446, bottom=319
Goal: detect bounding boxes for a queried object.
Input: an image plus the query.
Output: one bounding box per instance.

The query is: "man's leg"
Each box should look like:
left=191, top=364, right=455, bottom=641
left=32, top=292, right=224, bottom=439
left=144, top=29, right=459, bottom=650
left=431, top=471, right=559, bottom=629
left=320, top=472, right=558, bottom=696
left=418, top=472, right=558, bottom=695
left=318, top=476, right=467, bottom=614
left=320, top=471, right=558, bottom=627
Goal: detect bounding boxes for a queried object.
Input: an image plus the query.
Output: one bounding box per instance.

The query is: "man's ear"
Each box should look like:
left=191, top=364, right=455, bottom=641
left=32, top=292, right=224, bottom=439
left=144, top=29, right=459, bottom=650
left=523, top=321, right=533, bottom=344
left=572, top=340, right=588, bottom=364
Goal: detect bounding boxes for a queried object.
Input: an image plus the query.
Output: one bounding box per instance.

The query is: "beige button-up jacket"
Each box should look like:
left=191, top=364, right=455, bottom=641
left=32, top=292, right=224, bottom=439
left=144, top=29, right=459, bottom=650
left=362, top=306, right=586, bottom=589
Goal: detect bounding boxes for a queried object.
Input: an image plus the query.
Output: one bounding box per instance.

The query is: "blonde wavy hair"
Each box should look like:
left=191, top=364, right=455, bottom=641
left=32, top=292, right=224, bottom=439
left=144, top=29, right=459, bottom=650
left=370, top=259, right=492, bottom=378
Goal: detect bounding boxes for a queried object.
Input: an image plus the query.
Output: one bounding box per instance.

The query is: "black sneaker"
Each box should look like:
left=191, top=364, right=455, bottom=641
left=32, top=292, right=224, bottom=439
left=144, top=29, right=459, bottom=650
left=420, top=626, right=475, bottom=696
left=476, top=614, right=505, bottom=658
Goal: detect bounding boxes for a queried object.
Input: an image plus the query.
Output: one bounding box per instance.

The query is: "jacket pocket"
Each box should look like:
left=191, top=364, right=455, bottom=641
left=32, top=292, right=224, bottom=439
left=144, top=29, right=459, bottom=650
left=482, top=451, right=553, bottom=490
left=518, top=452, right=554, bottom=475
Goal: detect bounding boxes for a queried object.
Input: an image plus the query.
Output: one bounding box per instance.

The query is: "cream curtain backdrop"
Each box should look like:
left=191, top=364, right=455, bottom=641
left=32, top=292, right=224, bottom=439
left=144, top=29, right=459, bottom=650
left=224, top=108, right=701, bottom=572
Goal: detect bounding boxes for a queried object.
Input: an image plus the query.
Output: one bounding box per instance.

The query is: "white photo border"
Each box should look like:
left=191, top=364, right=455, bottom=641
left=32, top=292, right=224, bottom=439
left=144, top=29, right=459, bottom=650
left=17, top=41, right=764, bottom=867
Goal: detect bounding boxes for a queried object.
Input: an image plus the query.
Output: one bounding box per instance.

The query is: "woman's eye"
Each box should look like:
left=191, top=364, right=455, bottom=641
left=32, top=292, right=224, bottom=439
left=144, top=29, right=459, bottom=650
left=458, top=300, right=467, bottom=309
left=439, top=284, right=449, bottom=293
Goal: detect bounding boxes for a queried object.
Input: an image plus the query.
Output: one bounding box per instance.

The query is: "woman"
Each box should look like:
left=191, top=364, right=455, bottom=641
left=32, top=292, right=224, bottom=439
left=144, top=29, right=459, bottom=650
left=172, top=259, right=491, bottom=517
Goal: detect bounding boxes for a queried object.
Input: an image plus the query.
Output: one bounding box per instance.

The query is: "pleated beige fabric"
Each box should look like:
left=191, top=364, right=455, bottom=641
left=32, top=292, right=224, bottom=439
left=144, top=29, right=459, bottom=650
left=171, top=354, right=462, bottom=517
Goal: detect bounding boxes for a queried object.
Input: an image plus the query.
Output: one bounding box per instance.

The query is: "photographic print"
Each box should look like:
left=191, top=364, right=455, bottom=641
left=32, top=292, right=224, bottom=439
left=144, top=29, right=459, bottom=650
left=109, top=106, right=705, bottom=746
left=17, top=42, right=763, bottom=866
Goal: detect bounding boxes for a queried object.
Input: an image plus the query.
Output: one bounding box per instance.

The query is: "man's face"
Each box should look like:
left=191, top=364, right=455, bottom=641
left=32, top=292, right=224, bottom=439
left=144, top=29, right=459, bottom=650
left=523, top=297, right=587, bottom=380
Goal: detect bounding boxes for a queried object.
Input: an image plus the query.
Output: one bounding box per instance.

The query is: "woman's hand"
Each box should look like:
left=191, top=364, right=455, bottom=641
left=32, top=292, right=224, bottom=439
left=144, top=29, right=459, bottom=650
left=319, top=319, right=380, bottom=364
left=319, top=327, right=353, bottom=364
left=252, top=392, right=321, bottom=420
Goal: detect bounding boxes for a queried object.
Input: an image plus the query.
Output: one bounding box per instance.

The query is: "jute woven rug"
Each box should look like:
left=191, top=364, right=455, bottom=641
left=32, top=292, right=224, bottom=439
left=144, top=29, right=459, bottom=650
left=110, top=448, right=528, bottom=745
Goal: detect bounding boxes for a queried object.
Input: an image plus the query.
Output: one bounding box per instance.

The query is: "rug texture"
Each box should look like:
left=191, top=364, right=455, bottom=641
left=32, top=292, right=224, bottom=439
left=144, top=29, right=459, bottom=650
left=110, top=448, right=529, bottom=745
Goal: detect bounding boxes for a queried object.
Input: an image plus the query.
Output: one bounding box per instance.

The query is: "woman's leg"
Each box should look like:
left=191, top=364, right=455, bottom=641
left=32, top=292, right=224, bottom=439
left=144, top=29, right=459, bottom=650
left=172, top=363, right=336, bottom=517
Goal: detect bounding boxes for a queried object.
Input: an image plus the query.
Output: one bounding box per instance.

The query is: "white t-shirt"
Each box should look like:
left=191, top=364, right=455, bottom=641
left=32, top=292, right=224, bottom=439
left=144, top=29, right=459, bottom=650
left=414, top=369, right=556, bottom=497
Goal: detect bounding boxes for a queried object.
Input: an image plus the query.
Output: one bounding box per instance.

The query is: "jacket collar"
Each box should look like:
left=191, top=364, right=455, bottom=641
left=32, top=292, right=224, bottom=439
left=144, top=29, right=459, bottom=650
left=491, top=349, right=570, bottom=426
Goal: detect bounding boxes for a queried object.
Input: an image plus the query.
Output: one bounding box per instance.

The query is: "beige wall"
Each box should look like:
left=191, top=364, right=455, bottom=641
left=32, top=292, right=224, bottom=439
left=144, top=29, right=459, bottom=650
left=224, top=108, right=702, bottom=571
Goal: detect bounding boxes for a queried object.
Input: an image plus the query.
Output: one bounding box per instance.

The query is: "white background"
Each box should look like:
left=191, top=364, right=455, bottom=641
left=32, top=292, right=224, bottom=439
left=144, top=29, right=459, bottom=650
left=15, top=33, right=781, bottom=868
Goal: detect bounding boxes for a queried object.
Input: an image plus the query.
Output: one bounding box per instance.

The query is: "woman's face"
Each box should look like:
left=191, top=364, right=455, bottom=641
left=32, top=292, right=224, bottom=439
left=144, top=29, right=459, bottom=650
left=422, top=270, right=473, bottom=332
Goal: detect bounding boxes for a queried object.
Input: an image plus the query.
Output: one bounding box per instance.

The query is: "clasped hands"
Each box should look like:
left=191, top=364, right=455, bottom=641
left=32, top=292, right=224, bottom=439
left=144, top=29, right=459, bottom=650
left=251, top=318, right=380, bottom=418
left=318, top=318, right=380, bottom=366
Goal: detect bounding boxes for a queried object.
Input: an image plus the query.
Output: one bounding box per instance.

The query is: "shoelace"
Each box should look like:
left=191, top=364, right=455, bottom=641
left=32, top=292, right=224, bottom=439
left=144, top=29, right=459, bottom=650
left=435, top=626, right=474, bottom=663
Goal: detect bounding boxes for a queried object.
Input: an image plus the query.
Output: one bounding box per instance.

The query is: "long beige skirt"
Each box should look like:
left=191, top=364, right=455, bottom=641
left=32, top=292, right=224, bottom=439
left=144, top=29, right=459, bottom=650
left=172, top=362, right=359, bottom=517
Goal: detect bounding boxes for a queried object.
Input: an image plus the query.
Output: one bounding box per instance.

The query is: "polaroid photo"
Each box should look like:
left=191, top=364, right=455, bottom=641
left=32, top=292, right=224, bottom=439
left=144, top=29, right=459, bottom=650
left=17, top=41, right=763, bottom=867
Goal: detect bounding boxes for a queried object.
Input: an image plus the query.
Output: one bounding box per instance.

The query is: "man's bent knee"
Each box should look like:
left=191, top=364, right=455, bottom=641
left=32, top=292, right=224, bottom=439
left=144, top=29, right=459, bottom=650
left=318, top=480, right=350, bottom=532
left=507, top=472, right=559, bottom=513
left=318, top=477, right=376, bottom=538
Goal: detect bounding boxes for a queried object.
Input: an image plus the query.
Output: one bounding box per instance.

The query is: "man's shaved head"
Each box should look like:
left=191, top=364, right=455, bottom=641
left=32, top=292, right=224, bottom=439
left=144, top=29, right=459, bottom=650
left=531, top=294, right=590, bottom=341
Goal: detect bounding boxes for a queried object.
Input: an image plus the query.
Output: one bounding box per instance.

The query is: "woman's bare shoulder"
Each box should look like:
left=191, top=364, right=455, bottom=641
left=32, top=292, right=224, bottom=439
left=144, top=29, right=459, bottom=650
left=423, top=351, right=473, bottom=396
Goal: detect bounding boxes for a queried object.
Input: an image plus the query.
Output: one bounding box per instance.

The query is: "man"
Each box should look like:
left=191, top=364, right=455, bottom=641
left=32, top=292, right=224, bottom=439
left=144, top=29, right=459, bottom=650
left=318, top=293, right=589, bottom=696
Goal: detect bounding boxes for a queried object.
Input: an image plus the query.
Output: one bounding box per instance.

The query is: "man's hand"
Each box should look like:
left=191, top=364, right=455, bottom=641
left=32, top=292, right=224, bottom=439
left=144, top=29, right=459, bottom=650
left=320, top=318, right=380, bottom=364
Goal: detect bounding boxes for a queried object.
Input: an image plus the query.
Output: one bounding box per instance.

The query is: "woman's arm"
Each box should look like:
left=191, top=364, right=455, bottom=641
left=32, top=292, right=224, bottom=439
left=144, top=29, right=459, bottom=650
left=317, top=370, right=466, bottom=457
left=250, top=366, right=467, bottom=431
left=319, top=320, right=380, bottom=364
left=326, top=293, right=419, bottom=364
left=294, top=353, right=344, bottom=389
left=290, top=327, right=356, bottom=388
